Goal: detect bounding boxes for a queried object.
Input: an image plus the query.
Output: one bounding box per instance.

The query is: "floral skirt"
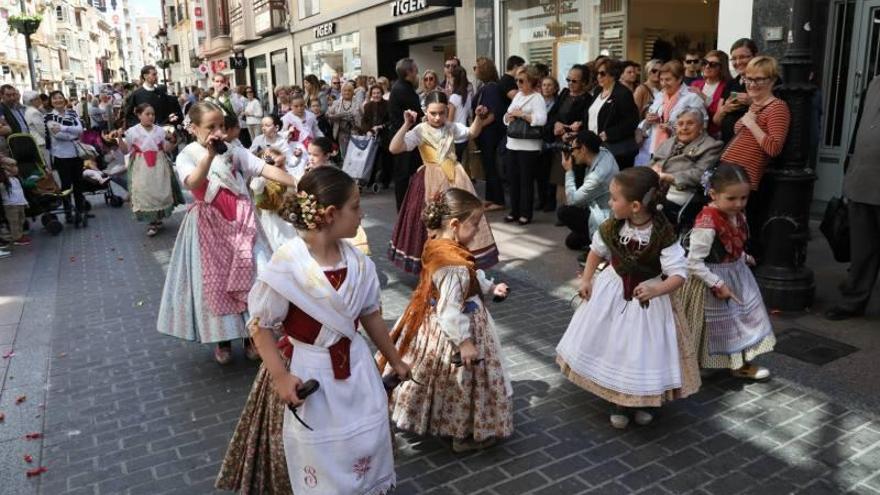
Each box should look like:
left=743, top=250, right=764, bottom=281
left=385, top=308, right=513, bottom=443
left=215, top=355, right=292, bottom=494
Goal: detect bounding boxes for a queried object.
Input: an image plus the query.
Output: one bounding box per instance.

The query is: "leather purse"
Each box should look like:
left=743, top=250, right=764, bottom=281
left=507, top=117, right=542, bottom=140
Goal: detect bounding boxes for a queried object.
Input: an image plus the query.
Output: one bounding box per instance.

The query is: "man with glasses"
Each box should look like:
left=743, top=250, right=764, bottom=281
left=329, top=75, right=342, bottom=100
left=683, top=50, right=704, bottom=86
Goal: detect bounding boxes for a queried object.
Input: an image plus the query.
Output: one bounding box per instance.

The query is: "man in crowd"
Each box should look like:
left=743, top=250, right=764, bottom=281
left=683, top=49, right=704, bottom=86
left=498, top=55, right=525, bottom=113
left=0, top=85, right=29, bottom=134
left=826, top=74, right=880, bottom=321
left=388, top=57, right=423, bottom=210
left=124, top=65, right=180, bottom=127
left=328, top=75, right=342, bottom=100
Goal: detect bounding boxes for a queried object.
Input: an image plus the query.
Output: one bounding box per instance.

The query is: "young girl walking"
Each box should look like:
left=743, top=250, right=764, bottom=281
left=556, top=167, right=700, bottom=429
left=114, top=103, right=183, bottom=236
left=222, top=166, right=409, bottom=495
left=680, top=164, right=775, bottom=380
left=157, top=101, right=296, bottom=365
left=381, top=188, right=513, bottom=452
left=388, top=91, right=498, bottom=273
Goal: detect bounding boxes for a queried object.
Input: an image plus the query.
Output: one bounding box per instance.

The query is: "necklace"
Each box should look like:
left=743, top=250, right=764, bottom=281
left=341, top=100, right=352, bottom=111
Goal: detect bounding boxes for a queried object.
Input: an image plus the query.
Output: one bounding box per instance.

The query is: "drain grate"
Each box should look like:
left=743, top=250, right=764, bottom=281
left=774, top=328, right=859, bottom=365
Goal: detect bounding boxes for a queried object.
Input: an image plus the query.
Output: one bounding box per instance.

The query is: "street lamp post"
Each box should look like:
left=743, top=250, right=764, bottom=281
left=754, top=0, right=817, bottom=310
left=156, top=27, right=169, bottom=85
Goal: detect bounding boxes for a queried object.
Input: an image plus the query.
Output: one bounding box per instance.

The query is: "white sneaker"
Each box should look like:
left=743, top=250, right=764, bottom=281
left=610, top=413, right=630, bottom=429
left=0, top=248, right=11, bottom=259
left=634, top=409, right=654, bottom=426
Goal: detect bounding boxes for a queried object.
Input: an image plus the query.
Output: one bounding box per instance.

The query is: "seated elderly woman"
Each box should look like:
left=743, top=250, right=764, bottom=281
left=650, top=106, right=722, bottom=230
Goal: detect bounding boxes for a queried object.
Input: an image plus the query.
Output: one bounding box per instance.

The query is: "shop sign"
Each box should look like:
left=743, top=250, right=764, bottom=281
left=211, top=59, right=228, bottom=73
left=391, top=0, right=428, bottom=17
left=314, top=22, right=335, bottom=38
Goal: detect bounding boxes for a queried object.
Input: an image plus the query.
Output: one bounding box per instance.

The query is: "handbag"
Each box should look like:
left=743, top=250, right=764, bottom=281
left=819, top=196, right=850, bottom=263
left=507, top=117, right=542, bottom=140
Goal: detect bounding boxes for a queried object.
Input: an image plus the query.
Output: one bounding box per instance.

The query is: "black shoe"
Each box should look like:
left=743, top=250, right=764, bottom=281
left=74, top=212, right=82, bottom=228
left=503, top=215, right=516, bottom=223
left=65, top=212, right=74, bottom=224
left=824, top=306, right=864, bottom=321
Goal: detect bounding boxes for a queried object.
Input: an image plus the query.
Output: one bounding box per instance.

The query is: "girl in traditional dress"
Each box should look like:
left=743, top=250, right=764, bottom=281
left=281, top=93, right=323, bottom=142
left=388, top=91, right=498, bottom=273
left=249, top=115, right=299, bottom=173
left=680, top=164, right=775, bottom=380
left=556, top=167, right=700, bottom=429
left=114, top=103, right=183, bottom=236
left=235, top=166, right=410, bottom=495
left=156, top=102, right=296, bottom=365
left=381, top=188, right=514, bottom=452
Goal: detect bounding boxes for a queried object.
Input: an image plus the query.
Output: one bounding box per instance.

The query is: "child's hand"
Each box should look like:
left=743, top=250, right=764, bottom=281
left=745, top=254, right=756, bottom=267
left=475, top=105, right=489, bottom=118
left=403, top=110, right=418, bottom=126
left=272, top=372, right=305, bottom=407
left=633, top=281, right=661, bottom=303
left=578, top=278, right=593, bottom=300
left=492, top=283, right=509, bottom=300
left=711, top=283, right=733, bottom=300
left=458, top=340, right=479, bottom=370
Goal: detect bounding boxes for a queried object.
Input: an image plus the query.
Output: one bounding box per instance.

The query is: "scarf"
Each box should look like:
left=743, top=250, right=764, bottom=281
left=377, top=238, right=480, bottom=371
left=599, top=215, right=677, bottom=301
left=651, top=90, right=681, bottom=153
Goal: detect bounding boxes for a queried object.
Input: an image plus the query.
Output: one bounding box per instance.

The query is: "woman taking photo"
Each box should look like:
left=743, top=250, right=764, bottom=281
left=584, top=58, right=639, bottom=169
left=691, top=50, right=732, bottom=139
left=503, top=64, right=548, bottom=225
left=715, top=38, right=760, bottom=143
left=637, top=60, right=704, bottom=166
left=45, top=90, right=87, bottom=227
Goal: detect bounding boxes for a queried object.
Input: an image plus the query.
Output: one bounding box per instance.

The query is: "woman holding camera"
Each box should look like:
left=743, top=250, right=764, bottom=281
left=503, top=65, right=548, bottom=225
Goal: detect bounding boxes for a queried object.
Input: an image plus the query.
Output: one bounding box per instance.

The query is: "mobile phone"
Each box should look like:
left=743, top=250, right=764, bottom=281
left=211, top=139, right=228, bottom=154
left=729, top=91, right=739, bottom=100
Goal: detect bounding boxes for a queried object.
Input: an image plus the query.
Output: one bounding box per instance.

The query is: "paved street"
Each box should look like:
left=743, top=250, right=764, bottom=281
left=1, top=190, right=880, bottom=495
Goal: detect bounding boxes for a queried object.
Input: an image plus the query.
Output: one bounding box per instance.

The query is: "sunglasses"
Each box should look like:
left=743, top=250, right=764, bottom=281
left=424, top=76, right=435, bottom=81
left=704, top=61, right=722, bottom=68
left=650, top=68, right=659, bottom=73
left=597, top=71, right=607, bottom=77
left=445, top=63, right=456, bottom=68
left=516, top=78, right=527, bottom=83
left=565, top=78, right=581, bottom=83
left=684, top=59, right=702, bottom=64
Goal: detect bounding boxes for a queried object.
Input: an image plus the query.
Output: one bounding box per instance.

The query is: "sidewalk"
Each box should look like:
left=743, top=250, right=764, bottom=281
left=0, top=192, right=877, bottom=494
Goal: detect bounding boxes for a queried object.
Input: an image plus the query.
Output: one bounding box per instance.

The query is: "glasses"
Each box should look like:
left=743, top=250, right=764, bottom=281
left=445, top=63, right=456, bottom=69
left=424, top=76, right=435, bottom=81
left=565, top=78, right=581, bottom=84
left=703, top=61, right=722, bottom=68
left=744, top=77, right=771, bottom=86
left=332, top=81, right=341, bottom=85
left=597, top=71, right=607, bottom=77
left=684, top=59, right=702, bottom=65
left=516, top=78, right=527, bottom=84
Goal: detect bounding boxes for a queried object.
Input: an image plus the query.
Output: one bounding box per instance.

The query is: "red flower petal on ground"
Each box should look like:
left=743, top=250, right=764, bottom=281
left=0, top=412, right=5, bottom=422
left=26, top=466, right=47, bottom=477
left=15, top=396, right=26, bottom=404
left=2, top=350, right=14, bottom=359
left=25, top=432, right=42, bottom=440
left=24, top=455, right=33, bottom=463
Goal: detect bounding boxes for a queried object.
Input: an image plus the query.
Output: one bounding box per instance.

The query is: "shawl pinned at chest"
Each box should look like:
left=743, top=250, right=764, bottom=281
left=418, top=124, right=459, bottom=182
left=599, top=215, right=677, bottom=301
left=378, top=238, right=480, bottom=371
left=694, top=206, right=748, bottom=263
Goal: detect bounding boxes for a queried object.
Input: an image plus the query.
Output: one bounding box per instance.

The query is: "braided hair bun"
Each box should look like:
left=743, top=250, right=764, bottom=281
left=278, top=167, right=356, bottom=230
left=421, top=188, right=483, bottom=231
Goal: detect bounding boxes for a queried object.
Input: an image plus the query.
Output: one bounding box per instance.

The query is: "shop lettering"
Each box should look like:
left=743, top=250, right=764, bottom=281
left=314, top=22, right=335, bottom=38
left=391, top=0, right=428, bottom=17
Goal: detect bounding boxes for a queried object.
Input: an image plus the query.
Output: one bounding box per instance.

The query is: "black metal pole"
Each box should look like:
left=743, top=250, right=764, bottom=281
left=754, top=0, right=817, bottom=310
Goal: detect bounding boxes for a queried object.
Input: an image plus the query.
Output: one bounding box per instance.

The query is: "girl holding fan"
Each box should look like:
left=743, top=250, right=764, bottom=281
left=556, top=167, right=700, bottom=429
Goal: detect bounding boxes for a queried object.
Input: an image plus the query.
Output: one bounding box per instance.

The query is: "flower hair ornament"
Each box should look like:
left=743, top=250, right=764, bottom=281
left=423, top=192, right=451, bottom=230
left=289, top=190, right=327, bottom=230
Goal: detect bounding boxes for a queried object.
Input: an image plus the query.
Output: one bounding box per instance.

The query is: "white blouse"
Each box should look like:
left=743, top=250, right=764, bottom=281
left=589, top=221, right=688, bottom=280
left=432, top=266, right=496, bottom=346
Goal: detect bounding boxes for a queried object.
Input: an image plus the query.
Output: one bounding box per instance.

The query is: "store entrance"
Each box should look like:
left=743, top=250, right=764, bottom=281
left=623, top=0, right=719, bottom=63
left=376, top=11, right=456, bottom=79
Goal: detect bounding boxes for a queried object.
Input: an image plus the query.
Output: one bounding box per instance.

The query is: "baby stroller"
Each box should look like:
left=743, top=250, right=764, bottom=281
left=342, top=134, right=381, bottom=193
left=79, top=129, right=125, bottom=209
left=6, top=133, right=70, bottom=235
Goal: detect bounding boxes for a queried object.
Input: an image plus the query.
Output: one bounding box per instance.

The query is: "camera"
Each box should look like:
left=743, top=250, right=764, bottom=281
left=547, top=141, right=574, bottom=155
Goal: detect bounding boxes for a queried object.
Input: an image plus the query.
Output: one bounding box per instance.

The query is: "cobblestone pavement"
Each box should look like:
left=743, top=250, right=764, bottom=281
left=1, top=193, right=880, bottom=495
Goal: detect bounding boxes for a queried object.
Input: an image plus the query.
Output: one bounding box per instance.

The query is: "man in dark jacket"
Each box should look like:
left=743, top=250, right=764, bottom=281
left=0, top=84, right=29, bottom=134
left=124, top=65, right=180, bottom=128
left=387, top=57, right=423, bottom=210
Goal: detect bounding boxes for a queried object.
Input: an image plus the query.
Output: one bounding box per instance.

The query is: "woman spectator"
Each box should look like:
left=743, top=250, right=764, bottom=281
left=472, top=57, right=505, bottom=211
left=361, top=85, right=392, bottom=187
left=691, top=50, right=732, bottom=139
left=546, top=64, right=592, bottom=211
left=353, top=75, right=370, bottom=107
left=715, top=38, right=759, bottom=143
left=638, top=60, right=704, bottom=166
left=633, top=59, right=662, bottom=119
left=650, top=106, right=722, bottom=229
left=377, top=77, right=391, bottom=101
left=303, top=74, right=327, bottom=113
left=447, top=66, right=473, bottom=159
left=584, top=58, right=639, bottom=169
left=326, top=82, right=362, bottom=158
left=244, top=86, right=263, bottom=139
left=538, top=75, right=560, bottom=211
left=419, top=70, right=439, bottom=111
left=274, top=92, right=291, bottom=120
left=87, top=95, right=107, bottom=131
left=22, top=90, right=49, bottom=167
left=719, top=56, right=790, bottom=247
left=503, top=64, right=548, bottom=225
left=45, top=91, right=86, bottom=227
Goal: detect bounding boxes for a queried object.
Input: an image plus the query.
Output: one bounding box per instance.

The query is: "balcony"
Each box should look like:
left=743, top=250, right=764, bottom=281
left=253, top=0, right=287, bottom=36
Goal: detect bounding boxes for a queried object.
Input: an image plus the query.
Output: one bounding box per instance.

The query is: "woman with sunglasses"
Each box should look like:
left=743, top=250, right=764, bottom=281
left=637, top=60, right=704, bottom=166
left=633, top=59, right=663, bottom=120
left=547, top=64, right=593, bottom=212
left=584, top=59, right=639, bottom=170
left=719, top=56, right=790, bottom=255
left=419, top=70, right=439, bottom=112
left=503, top=65, right=548, bottom=225
left=691, top=50, right=732, bottom=139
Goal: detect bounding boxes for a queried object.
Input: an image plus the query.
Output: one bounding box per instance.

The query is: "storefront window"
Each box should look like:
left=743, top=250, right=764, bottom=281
left=502, top=0, right=599, bottom=84
left=301, top=32, right=362, bottom=82
left=249, top=54, right=270, bottom=113
left=475, top=0, right=495, bottom=59
left=298, top=0, right=319, bottom=19
left=271, top=49, right=291, bottom=94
